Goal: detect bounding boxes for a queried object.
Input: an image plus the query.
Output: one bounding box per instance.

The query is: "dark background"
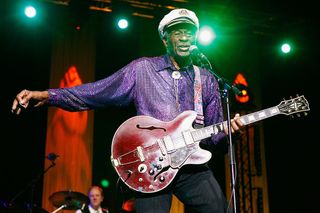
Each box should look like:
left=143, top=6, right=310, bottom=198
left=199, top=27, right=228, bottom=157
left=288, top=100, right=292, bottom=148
left=1, top=0, right=319, bottom=212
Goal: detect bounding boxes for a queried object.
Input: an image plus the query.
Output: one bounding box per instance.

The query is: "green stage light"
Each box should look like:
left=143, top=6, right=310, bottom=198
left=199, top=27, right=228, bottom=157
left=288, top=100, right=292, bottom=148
left=20, top=2, right=43, bottom=25
left=24, top=6, right=37, bottom=18
left=198, top=26, right=216, bottom=46
left=100, top=179, right=110, bottom=188
left=281, top=43, right=291, bottom=54
left=117, top=18, right=129, bottom=30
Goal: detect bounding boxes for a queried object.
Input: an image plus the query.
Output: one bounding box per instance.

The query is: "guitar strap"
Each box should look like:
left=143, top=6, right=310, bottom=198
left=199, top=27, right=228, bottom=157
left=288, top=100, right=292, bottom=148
left=193, top=65, right=204, bottom=127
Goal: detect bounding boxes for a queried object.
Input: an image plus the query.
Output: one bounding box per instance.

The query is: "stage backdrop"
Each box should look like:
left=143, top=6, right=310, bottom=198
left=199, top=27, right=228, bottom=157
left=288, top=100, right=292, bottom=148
left=41, top=16, right=96, bottom=212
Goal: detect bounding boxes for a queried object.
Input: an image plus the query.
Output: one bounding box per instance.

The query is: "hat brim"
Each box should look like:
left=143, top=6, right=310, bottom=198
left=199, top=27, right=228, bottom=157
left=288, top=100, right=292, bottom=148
left=165, top=18, right=197, bottom=31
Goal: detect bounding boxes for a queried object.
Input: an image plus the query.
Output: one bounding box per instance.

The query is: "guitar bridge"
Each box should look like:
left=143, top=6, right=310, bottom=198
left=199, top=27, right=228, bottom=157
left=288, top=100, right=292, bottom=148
left=111, top=146, right=145, bottom=167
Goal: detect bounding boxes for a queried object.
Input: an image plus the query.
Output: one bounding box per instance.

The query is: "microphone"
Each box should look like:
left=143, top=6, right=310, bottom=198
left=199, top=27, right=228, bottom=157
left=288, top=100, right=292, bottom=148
left=189, top=45, right=241, bottom=95
left=189, top=45, right=209, bottom=63
left=46, top=153, right=59, bottom=161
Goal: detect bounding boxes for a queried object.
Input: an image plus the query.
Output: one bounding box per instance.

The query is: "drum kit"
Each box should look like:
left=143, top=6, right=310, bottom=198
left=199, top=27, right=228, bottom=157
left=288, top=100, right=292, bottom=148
left=48, top=190, right=88, bottom=213
left=1, top=191, right=88, bottom=213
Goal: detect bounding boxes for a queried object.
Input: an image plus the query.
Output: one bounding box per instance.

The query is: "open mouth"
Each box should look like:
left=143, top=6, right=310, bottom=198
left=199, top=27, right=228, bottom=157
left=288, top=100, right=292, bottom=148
left=178, top=45, right=190, bottom=52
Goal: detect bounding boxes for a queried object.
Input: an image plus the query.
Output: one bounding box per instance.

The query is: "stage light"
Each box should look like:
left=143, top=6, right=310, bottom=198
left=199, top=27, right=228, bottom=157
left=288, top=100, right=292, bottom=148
left=100, top=179, right=110, bottom=188
left=20, top=2, right=43, bottom=25
left=198, top=26, right=216, bottom=46
left=281, top=43, right=291, bottom=54
left=241, top=89, right=247, bottom=96
left=117, top=18, right=129, bottom=30
left=24, top=6, right=37, bottom=18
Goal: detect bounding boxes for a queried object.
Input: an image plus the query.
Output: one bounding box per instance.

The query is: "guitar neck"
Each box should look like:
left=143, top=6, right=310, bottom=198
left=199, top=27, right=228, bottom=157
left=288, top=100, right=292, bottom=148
left=192, top=106, right=280, bottom=141
left=239, top=106, right=280, bottom=125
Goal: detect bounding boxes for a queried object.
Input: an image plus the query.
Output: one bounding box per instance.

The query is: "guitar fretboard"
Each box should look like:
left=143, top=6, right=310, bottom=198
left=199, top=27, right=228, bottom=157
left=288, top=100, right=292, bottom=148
left=191, top=106, right=280, bottom=141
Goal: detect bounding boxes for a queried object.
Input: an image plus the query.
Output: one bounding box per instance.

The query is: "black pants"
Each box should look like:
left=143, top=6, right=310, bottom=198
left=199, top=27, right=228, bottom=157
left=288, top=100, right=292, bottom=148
left=134, top=165, right=230, bottom=213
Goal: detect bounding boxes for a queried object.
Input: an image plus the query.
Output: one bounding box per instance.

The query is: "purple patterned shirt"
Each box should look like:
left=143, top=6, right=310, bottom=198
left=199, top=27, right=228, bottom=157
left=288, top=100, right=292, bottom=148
left=48, top=54, right=226, bottom=144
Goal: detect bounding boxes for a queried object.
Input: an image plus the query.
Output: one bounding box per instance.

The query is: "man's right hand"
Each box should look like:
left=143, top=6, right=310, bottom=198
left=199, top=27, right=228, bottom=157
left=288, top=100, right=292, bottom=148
left=11, top=89, right=49, bottom=115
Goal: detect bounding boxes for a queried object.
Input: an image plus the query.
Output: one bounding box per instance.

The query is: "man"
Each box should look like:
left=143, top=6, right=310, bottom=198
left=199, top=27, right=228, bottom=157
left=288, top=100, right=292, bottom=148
left=76, top=185, right=109, bottom=213
left=11, top=8, right=242, bottom=213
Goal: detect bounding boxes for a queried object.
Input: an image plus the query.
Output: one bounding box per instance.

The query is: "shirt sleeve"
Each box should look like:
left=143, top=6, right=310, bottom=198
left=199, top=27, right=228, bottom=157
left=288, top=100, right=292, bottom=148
left=47, top=60, right=138, bottom=111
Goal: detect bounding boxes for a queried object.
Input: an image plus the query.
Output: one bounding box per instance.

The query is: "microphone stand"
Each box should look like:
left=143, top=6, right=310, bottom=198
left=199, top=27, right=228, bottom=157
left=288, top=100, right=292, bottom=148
left=9, top=159, right=56, bottom=213
left=198, top=58, right=241, bottom=213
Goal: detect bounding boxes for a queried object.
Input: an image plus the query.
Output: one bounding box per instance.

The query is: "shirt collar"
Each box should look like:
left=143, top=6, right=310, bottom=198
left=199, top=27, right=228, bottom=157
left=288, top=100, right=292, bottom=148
left=156, top=54, right=193, bottom=72
left=155, top=54, right=176, bottom=72
left=88, top=204, right=102, bottom=213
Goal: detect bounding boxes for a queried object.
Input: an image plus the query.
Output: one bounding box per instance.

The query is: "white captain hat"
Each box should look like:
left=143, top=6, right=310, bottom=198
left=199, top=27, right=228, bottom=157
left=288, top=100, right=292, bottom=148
left=158, top=8, right=199, bottom=39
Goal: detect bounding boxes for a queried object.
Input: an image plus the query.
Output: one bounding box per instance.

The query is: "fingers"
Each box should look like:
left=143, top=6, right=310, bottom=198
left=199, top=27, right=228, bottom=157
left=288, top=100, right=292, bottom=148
left=11, top=89, right=30, bottom=115
left=224, top=113, right=243, bottom=135
left=11, top=103, right=22, bottom=115
left=19, top=89, right=31, bottom=107
left=223, top=122, right=234, bottom=134
left=233, top=113, right=243, bottom=129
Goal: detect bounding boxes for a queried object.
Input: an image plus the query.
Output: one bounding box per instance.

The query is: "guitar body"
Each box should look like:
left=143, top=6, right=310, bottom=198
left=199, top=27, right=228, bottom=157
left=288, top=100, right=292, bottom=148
left=111, top=110, right=212, bottom=193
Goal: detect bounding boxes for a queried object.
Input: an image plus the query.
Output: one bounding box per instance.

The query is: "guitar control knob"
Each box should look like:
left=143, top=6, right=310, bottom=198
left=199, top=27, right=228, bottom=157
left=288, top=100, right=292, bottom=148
left=138, top=164, right=147, bottom=173
left=159, top=176, right=165, bottom=182
left=159, top=156, right=164, bottom=161
left=149, top=169, right=154, bottom=175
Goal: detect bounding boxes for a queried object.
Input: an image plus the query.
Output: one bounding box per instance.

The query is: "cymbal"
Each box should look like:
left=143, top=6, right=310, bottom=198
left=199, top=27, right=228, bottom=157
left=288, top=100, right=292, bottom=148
left=49, top=191, right=87, bottom=210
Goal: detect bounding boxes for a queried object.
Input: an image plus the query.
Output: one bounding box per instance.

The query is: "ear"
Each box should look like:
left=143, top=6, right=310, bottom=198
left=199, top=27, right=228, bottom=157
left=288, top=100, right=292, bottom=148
left=162, top=39, right=168, bottom=48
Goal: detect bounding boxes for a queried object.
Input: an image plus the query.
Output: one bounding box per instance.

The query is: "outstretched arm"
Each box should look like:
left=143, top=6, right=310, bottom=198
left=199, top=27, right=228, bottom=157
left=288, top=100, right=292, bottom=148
left=11, top=89, right=49, bottom=115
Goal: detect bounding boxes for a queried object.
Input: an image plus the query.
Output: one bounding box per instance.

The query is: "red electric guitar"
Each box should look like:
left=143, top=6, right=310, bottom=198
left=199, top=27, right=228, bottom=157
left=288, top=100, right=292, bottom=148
left=111, top=95, right=310, bottom=193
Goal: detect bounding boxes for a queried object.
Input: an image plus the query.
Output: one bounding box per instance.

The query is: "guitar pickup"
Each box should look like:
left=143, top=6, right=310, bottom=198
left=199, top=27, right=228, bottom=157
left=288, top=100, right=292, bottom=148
left=111, top=146, right=145, bottom=167
left=163, top=135, right=176, bottom=153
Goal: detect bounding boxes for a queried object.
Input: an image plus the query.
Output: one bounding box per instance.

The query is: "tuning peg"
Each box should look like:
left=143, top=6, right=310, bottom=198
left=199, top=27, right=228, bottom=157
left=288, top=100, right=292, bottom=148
left=296, top=113, right=301, bottom=117
left=290, top=115, right=294, bottom=119
left=304, top=112, right=308, bottom=116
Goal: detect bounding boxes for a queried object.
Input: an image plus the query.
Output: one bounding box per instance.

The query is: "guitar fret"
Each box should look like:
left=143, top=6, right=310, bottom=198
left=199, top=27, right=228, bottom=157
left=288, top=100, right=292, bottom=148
left=240, top=106, right=280, bottom=125
left=258, top=111, right=266, bottom=118
left=192, top=127, right=207, bottom=141
left=192, top=123, right=223, bottom=141
left=191, top=128, right=203, bottom=141
left=217, top=123, right=223, bottom=132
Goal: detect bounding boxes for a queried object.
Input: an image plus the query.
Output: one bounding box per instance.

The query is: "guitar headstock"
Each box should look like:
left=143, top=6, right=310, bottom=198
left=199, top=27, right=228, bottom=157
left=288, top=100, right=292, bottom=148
left=277, top=95, right=310, bottom=116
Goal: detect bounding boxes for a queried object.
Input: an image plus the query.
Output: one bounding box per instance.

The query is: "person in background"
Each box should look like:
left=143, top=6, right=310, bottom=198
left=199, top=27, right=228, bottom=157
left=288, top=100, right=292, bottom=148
left=75, top=185, right=109, bottom=213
